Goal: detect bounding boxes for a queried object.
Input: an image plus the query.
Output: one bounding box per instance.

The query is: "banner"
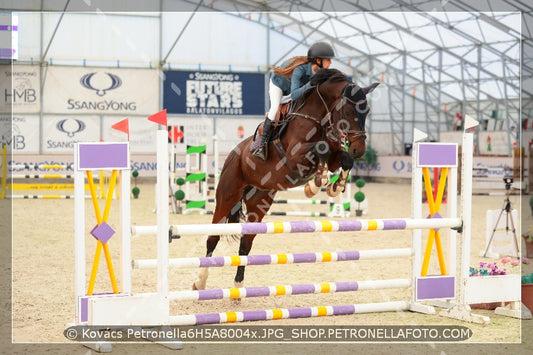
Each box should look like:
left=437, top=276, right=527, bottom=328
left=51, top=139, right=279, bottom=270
left=2, top=115, right=40, bottom=153
left=42, top=115, right=100, bottom=153
left=163, top=70, right=266, bottom=116
left=0, top=65, right=40, bottom=113
left=42, top=67, right=159, bottom=115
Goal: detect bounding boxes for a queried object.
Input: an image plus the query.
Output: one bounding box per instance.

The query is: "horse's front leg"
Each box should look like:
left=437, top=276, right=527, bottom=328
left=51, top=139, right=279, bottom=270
left=304, top=161, right=328, bottom=198
left=327, top=150, right=353, bottom=197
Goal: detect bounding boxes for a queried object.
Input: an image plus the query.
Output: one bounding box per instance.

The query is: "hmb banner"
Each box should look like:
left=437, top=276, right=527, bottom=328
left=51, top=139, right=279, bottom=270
left=163, top=70, right=266, bottom=116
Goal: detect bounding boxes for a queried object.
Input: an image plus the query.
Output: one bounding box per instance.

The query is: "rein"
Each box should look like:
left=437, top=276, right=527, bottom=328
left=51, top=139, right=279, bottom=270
left=288, top=83, right=366, bottom=146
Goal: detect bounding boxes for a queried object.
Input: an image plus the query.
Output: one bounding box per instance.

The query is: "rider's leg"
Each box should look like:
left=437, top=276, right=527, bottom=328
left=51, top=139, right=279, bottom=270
left=254, top=81, right=281, bottom=160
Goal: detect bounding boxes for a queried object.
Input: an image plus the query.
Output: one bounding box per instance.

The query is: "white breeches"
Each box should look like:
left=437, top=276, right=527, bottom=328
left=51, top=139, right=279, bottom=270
left=267, top=80, right=283, bottom=121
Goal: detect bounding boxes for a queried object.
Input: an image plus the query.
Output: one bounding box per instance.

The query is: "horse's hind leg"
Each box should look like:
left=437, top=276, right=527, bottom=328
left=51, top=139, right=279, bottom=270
left=193, top=183, right=245, bottom=291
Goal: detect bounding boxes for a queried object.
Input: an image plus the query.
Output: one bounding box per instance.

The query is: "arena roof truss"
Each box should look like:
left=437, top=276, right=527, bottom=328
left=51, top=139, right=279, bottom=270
left=4, top=0, right=530, bottom=154
left=174, top=0, right=528, bottom=154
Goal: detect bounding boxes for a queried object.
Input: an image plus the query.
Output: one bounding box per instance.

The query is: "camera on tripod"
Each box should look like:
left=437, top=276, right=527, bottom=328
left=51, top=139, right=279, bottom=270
left=503, top=176, right=513, bottom=190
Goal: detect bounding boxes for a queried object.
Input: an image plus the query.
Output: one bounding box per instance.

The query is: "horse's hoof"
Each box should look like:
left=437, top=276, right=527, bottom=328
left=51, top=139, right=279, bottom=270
left=304, top=184, right=315, bottom=198
left=192, top=282, right=198, bottom=290
left=327, top=184, right=341, bottom=197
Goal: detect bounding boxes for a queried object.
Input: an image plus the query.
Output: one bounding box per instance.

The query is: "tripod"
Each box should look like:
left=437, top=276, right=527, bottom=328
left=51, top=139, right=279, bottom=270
left=482, top=183, right=519, bottom=258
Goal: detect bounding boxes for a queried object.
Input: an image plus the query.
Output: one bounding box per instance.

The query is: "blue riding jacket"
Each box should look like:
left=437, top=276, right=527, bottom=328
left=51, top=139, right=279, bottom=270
left=270, top=61, right=313, bottom=101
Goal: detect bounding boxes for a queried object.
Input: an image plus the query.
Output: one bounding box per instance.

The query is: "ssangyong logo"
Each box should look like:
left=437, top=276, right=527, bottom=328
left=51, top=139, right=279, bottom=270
left=67, top=72, right=136, bottom=112
left=56, top=118, right=86, bottom=137
left=80, top=72, right=122, bottom=96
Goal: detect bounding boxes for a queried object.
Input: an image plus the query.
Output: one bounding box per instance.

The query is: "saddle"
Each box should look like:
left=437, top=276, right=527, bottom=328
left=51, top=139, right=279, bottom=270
left=249, top=101, right=292, bottom=152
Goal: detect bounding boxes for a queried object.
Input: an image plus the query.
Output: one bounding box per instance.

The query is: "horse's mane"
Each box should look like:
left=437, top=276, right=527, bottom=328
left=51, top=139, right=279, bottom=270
left=299, top=68, right=348, bottom=101
left=310, top=68, right=348, bottom=86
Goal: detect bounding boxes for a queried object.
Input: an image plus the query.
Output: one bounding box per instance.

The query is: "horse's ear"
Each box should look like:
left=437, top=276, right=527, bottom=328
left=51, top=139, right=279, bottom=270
left=362, top=82, right=380, bottom=95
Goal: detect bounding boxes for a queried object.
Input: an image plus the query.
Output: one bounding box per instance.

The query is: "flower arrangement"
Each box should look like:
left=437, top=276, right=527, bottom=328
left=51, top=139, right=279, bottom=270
left=469, top=257, right=529, bottom=277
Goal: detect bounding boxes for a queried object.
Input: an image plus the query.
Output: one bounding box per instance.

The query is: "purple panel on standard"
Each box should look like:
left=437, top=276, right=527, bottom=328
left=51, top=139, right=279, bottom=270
left=416, top=276, right=455, bottom=300
left=80, top=297, right=88, bottom=323
left=197, top=289, right=224, bottom=300
left=195, top=313, right=221, bottom=325
left=337, top=220, right=362, bottom=231
left=242, top=310, right=267, bottom=322
left=241, top=223, right=268, bottom=235
left=383, top=219, right=407, bottom=230
left=289, top=221, right=317, bottom=233
left=77, top=143, right=129, bottom=170
left=332, top=304, right=356, bottom=315
left=288, top=307, right=313, bottom=318
left=417, top=143, right=457, bottom=167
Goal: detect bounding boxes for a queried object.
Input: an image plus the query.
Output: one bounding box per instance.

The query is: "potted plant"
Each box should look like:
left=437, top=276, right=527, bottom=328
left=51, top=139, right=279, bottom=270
left=132, top=186, right=140, bottom=199
left=522, top=268, right=533, bottom=313
left=131, top=170, right=140, bottom=198
left=353, top=178, right=366, bottom=217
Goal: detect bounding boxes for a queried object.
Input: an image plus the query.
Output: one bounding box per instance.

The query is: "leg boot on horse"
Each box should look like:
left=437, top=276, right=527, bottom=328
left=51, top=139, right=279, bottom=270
left=253, top=117, right=273, bottom=161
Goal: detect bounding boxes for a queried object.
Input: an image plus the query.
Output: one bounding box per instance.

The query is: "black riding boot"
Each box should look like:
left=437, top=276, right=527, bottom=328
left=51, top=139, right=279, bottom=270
left=254, top=118, right=273, bottom=161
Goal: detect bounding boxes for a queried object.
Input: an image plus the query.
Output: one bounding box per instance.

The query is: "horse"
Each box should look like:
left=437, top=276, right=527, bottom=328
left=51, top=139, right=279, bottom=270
left=193, top=68, right=379, bottom=291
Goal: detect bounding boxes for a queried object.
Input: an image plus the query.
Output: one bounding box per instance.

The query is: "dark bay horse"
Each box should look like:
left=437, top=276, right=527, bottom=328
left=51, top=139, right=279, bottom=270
left=194, top=68, right=379, bottom=291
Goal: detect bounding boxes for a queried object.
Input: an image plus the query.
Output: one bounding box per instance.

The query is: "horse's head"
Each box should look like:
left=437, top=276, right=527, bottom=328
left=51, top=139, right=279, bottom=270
left=307, top=69, right=379, bottom=159
left=334, top=82, right=379, bottom=159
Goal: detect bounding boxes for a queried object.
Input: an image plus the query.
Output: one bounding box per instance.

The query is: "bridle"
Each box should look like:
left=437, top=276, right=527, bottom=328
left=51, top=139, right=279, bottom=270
left=289, top=83, right=368, bottom=148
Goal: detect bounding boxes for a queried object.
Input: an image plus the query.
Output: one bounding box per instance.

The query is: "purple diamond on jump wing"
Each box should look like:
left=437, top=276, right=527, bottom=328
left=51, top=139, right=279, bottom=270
left=427, top=212, right=442, bottom=232
left=90, top=222, right=115, bottom=244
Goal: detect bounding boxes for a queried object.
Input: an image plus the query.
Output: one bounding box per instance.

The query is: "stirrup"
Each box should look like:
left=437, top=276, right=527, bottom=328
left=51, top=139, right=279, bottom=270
left=254, top=145, right=267, bottom=160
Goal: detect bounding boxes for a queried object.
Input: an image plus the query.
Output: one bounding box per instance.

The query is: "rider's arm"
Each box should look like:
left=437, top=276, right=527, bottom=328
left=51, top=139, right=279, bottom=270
left=289, top=64, right=311, bottom=101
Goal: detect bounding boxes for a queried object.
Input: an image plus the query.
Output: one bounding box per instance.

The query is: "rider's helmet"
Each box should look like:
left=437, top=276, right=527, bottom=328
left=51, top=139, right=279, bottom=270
left=307, top=42, right=335, bottom=67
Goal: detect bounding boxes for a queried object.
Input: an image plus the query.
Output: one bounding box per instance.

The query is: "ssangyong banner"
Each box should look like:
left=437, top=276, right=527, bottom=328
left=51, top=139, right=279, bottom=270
left=0, top=65, right=41, bottom=113
left=42, top=67, right=159, bottom=115
left=163, top=70, right=266, bottom=116
left=42, top=115, right=100, bottom=153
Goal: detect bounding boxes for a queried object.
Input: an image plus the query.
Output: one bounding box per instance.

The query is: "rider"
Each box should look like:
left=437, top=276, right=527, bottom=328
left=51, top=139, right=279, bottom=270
left=253, top=42, right=335, bottom=160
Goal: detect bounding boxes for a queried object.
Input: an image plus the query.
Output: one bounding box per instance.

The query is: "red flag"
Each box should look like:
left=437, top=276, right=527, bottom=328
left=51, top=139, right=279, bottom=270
left=111, top=118, right=129, bottom=140
left=148, top=109, right=167, bottom=127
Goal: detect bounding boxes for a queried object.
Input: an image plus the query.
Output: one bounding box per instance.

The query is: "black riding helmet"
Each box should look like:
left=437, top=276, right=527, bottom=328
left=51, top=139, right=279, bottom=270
left=307, top=42, right=335, bottom=68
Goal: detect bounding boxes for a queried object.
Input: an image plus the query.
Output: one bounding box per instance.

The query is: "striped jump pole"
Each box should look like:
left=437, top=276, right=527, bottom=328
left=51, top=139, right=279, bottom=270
left=131, top=217, right=461, bottom=237
left=133, top=248, right=413, bottom=269
left=12, top=174, right=74, bottom=179
left=169, top=279, right=410, bottom=301
left=168, top=301, right=410, bottom=326
left=11, top=163, right=74, bottom=170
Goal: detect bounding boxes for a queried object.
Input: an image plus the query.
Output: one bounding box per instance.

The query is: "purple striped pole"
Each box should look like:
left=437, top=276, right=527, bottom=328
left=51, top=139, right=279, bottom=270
left=168, top=301, right=410, bottom=325
left=132, top=248, right=412, bottom=269
left=168, top=279, right=410, bottom=301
